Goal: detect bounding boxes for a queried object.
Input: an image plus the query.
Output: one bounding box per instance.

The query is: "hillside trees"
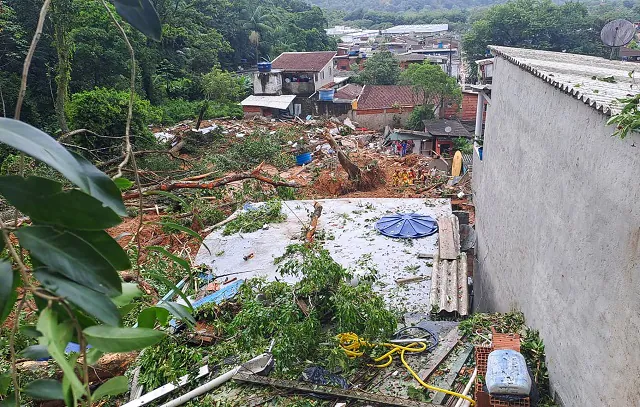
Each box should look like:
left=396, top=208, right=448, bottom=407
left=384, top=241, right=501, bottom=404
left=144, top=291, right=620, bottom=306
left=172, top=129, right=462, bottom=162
left=462, top=0, right=612, bottom=79
left=0, top=0, right=335, bottom=142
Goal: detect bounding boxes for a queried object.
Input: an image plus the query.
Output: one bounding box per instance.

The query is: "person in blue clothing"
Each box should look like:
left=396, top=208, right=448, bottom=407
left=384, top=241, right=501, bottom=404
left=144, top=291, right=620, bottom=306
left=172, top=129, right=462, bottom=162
left=401, top=140, right=407, bottom=157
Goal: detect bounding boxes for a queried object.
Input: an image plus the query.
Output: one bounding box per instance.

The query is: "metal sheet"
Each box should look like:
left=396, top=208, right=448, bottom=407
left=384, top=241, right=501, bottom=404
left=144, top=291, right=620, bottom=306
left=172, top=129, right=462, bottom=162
left=429, top=252, right=469, bottom=316
left=490, top=46, right=640, bottom=116
left=240, top=95, right=296, bottom=110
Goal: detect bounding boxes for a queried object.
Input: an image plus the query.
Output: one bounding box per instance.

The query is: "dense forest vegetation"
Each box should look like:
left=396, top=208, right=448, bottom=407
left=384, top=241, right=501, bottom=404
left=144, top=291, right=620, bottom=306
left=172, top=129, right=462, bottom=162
left=0, top=0, right=335, bottom=137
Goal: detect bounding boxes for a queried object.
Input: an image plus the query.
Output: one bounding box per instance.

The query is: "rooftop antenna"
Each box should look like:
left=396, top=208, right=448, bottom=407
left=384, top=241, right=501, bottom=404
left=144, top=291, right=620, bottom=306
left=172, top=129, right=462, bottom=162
left=601, top=19, right=635, bottom=60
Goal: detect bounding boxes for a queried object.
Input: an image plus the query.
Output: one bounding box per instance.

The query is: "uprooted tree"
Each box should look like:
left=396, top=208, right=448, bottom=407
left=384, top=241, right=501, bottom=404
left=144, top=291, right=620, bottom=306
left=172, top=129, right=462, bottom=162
left=323, top=131, right=384, bottom=191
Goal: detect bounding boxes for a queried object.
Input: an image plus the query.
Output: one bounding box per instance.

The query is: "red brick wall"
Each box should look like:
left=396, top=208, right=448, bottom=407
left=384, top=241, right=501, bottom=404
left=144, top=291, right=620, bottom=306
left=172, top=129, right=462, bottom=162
left=243, top=106, right=261, bottom=113
left=442, top=93, right=487, bottom=123
left=336, top=59, right=351, bottom=71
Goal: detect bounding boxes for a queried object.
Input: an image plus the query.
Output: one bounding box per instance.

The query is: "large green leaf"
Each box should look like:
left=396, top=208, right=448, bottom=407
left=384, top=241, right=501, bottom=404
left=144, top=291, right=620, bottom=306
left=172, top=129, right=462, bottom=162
left=159, top=302, right=195, bottom=327
left=0, top=176, right=121, bottom=230
left=72, top=230, right=131, bottom=271
left=0, top=372, right=11, bottom=396
left=35, top=271, right=122, bottom=327
left=0, top=119, right=126, bottom=216
left=92, top=376, right=128, bottom=400
left=23, top=379, right=64, bottom=400
left=111, top=283, right=142, bottom=307
left=20, top=325, right=42, bottom=338
left=37, top=309, right=85, bottom=398
left=15, top=226, right=122, bottom=296
left=0, top=260, right=19, bottom=325
left=84, top=326, right=165, bottom=352
left=86, top=348, right=104, bottom=365
left=113, top=177, right=134, bottom=191
left=137, top=306, right=170, bottom=328
left=114, top=0, right=162, bottom=41
left=70, top=152, right=127, bottom=217
left=20, top=345, right=50, bottom=360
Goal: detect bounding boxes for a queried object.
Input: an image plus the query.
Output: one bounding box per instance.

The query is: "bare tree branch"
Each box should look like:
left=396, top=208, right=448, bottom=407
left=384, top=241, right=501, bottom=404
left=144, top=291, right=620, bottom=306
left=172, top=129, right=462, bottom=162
left=122, top=165, right=300, bottom=201
left=15, top=0, right=51, bottom=120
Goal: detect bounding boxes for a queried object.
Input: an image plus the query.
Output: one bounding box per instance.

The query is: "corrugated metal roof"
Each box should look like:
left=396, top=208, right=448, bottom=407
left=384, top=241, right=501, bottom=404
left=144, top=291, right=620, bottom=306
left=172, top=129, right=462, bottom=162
left=383, top=24, right=449, bottom=34
left=241, top=95, right=296, bottom=110
left=430, top=252, right=469, bottom=316
left=490, top=46, right=640, bottom=116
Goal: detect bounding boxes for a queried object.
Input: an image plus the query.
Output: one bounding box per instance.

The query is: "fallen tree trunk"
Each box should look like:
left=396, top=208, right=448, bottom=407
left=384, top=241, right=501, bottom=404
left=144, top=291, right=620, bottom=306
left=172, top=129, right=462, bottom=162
left=17, top=352, right=137, bottom=384
left=122, top=164, right=300, bottom=201
left=322, top=132, right=362, bottom=181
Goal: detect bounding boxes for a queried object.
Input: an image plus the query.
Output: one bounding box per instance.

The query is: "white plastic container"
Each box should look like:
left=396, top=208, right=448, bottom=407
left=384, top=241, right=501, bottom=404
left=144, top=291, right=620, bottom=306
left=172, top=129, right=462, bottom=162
left=485, top=349, right=532, bottom=395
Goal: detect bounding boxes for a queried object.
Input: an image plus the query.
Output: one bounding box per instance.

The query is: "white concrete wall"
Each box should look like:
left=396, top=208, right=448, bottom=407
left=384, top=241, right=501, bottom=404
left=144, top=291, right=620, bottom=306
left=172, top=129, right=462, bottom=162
left=253, top=72, right=282, bottom=95
left=473, top=56, right=640, bottom=406
left=314, top=60, right=335, bottom=91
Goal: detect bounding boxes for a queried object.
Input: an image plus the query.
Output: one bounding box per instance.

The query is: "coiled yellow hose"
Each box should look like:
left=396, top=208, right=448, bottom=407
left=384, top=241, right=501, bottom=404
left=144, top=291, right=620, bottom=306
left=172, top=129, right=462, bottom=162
left=337, top=332, right=476, bottom=406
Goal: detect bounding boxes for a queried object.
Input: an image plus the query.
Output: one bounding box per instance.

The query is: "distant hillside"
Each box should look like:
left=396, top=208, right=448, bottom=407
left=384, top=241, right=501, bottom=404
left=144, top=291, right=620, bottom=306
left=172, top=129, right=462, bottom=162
left=308, top=0, right=505, bottom=12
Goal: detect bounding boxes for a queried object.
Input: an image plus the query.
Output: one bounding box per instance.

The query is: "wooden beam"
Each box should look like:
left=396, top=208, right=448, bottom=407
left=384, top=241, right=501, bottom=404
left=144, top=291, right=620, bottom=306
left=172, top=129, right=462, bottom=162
left=233, top=374, right=437, bottom=407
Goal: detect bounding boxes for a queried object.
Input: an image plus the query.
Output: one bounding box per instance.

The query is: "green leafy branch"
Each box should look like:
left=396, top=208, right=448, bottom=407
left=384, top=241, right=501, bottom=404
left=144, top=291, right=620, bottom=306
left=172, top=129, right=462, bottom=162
left=607, top=94, right=640, bottom=139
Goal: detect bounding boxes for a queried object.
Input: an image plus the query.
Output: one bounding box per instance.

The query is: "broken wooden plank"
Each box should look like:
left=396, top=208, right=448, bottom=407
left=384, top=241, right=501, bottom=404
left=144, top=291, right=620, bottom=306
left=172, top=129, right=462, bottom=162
left=417, top=327, right=462, bottom=382
left=437, top=215, right=460, bottom=260
left=431, top=345, right=473, bottom=404
left=233, top=373, right=437, bottom=407
left=396, top=276, right=430, bottom=285
left=418, top=252, right=435, bottom=259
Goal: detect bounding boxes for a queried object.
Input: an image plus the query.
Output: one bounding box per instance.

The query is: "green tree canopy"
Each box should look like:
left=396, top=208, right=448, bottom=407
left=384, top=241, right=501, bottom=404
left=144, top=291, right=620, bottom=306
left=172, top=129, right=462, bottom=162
left=354, top=51, right=400, bottom=85
left=400, top=62, right=461, bottom=112
left=462, top=0, right=612, bottom=79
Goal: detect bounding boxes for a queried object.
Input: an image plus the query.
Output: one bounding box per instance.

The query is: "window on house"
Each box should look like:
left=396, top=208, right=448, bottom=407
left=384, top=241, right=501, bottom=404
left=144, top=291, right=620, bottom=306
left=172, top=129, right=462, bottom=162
left=315, top=74, right=318, bottom=81
left=321, top=72, right=324, bottom=80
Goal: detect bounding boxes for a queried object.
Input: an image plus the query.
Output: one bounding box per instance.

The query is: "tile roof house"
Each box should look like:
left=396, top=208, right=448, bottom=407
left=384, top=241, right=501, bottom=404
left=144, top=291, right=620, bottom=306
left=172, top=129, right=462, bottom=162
left=356, top=85, right=422, bottom=110
left=271, top=51, right=337, bottom=72
left=333, top=84, right=363, bottom=101
left=349, top=85, right=424, bottom=130
left=252, top=51, right=337, bottom=117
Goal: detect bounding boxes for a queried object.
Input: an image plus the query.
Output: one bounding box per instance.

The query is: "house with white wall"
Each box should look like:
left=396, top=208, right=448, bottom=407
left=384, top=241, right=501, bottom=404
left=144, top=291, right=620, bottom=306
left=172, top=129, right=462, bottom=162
left=250, top=51, right=336, bottom=117
left=472, top=46, right=640, bottom=406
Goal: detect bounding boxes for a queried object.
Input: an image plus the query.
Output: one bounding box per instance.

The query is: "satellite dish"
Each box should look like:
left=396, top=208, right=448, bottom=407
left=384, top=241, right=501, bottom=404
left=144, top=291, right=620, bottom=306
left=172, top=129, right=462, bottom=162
left=601, top=19, right=635, bottom=47
left=445, top=126, right=452, bottom=133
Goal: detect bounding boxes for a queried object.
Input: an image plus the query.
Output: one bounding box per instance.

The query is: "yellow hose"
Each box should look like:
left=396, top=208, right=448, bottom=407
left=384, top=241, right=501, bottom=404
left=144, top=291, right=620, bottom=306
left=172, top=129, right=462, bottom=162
left=337, top=332, right=476, bottom=406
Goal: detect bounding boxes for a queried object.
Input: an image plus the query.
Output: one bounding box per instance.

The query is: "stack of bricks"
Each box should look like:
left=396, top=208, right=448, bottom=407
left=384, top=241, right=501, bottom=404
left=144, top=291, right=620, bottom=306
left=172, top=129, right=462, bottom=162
left=474, top=330, right=530, bottom=407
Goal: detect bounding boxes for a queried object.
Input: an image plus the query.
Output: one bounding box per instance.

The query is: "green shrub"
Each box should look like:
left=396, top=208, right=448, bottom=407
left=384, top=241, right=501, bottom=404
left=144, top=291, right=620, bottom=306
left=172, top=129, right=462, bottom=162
left=158, top=98, right=200, bottom=124
left=453, top=137, right=473, bottom=154
left=407, top=104, right=435, bottom=130
left=205, top=101, right=243, bottom=119
left=67, top=88, right=161, bottom=156
left=210, top=130, right=292, bottom=172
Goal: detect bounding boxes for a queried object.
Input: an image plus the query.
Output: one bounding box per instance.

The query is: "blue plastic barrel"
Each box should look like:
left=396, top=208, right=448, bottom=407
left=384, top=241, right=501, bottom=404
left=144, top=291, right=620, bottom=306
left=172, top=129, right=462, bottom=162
left=296, top=152, right=312, bottom=166
left=319, top=89, right=335, bottom=101
left=257, top=62, right=272, bottom=72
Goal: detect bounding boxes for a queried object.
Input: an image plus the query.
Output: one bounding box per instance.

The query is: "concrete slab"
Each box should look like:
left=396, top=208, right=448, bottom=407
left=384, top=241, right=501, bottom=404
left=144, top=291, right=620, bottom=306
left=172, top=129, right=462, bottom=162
left=194, top=198, right=452, bottom=314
